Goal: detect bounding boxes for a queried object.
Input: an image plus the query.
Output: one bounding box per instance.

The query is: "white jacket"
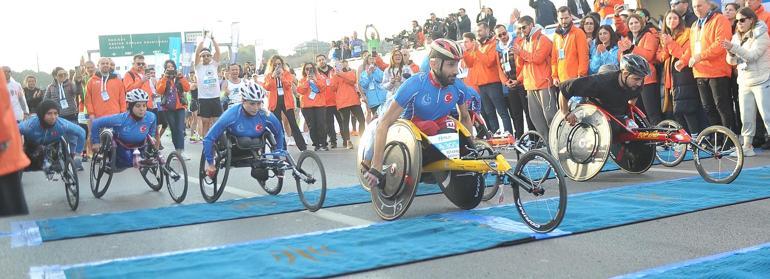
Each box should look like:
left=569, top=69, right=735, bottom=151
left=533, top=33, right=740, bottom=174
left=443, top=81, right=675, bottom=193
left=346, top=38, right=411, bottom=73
left=727, top=21, right=770, bottom=87
left=381, top=65, right=413, bottom=97
left=7, top=78, right=28, bottom=121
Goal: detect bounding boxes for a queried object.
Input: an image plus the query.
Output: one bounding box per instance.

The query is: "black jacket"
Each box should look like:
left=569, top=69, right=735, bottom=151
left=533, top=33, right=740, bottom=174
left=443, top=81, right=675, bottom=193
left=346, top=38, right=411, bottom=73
left=459, top=15, right=471, bottom=35
left=529, top=0, right=557, bottom=27
left=568, top=0, right=592, bottom=19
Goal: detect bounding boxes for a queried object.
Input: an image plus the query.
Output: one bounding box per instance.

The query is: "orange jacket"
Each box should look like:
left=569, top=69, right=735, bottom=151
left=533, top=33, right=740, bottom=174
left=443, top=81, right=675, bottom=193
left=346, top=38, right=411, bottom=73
left=123, top=70, right=154, bottom=109
left=594, top=0, right=624, bottom=18
left=408, top=63, right=420, bottom=74
left=623, top=29, right=659, bottom=85
left=614, top=15, right=629, bottom=37
left=375, top=56, right=389, bottom=71
left=689, top=13, right=732, bottom=79
left=316, top=67, right=337, bottom=107
left=156, top=76, right=191, bottom=110
left=296, top=74, right=329, bottom=108
left=552, top=25, right=590, bottom=82
left=756, top=5, right=770, bottom=33
left=264, top=71, right=297, bottom=111
left=333, top=70, right=361, bottom=109
left=516, top=30, right=553, bottom=91
left=463, top=38, right=502, bottom=86
left=657, top=29, right=691, bottom=90
left=86, top=72, right=126, bottom=118
left=0, top=71, right=30, bottom=176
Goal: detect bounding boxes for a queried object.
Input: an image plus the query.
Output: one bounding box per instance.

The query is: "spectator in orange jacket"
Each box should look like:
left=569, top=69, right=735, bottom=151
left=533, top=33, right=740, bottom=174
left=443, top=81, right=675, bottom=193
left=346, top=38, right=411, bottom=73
left=464, top=21, right=513, bottom=134
left=333, top=60, right=365, bottom=149
left=297, top=63, right=330, bottom=151
left=264, top=55, right=307, bottom=151
left=86, top=58, right=126, bottom=120
left=123, top=55, right=155, bottom=110
left=316, top=54, right=346, bottom=149
left=747, top=0, right=770, bottom=31
left=156, top=60, right=191, bottom=157
left=619, top=13, right=662, bottom=125
left=513, top=16, right=557, bottom=142
left=552, top=6, right=590, bottom=87
left=595, top=0, right=624, bottom=18
left=689, top=0, right=736, bottom=132
left=0, top=70, right=30, bottom=216
left=401, top=49, right=420, bottom=74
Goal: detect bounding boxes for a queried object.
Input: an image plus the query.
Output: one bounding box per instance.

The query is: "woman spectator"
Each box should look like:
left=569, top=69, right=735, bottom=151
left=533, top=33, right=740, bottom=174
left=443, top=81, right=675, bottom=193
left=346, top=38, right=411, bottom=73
left=618, top=13, right=661, bottom=125
left=156, top=60, right=191, bottom=159
left=359, top=53, right=387, bottom=118
left=722, top=7, right=770, bottom=157
left=589, top=25, right=620, bottom=74
left=23, top=75, right=44, bottom=113
left=333, top=60, right=365, bottom=149
left=580, top=14, right=600, bottom=51
left=44, top=67, right=80, bottom=123
left=657, top=10, right=705, bottom=136
left=724, top=2, right=740, bottom=33
left=382, top=50, right=413, bottom=98
left=297, top=63, right=329, bottom=151
left=263, top=55, right=307, bottom=151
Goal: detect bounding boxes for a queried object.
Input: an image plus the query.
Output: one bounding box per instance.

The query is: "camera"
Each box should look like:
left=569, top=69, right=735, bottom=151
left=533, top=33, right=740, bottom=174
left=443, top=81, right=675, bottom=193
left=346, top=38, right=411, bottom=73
left=166, top=69, right=177, bottom=77
left=402, top=72, right=411, bottom=79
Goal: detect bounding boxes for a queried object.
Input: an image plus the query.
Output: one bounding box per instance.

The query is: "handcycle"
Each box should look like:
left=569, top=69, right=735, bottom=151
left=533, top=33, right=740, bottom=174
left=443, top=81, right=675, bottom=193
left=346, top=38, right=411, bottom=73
left=549, top=103, right=743, bottom=183
left=24, top=137, right=80, bottom=210
left=356, top=118, right=567, bottom=233
left=90, top=129, right=189, bottom=202
left=198, top=131, right=327, bottom=211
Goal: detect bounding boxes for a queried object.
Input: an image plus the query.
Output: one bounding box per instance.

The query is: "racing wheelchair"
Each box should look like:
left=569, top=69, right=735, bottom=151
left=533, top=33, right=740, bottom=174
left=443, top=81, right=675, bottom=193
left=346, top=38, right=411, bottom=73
left=90, top=129, right=189, bottom=203
left=198, top=131, right=327, bottom=211
left=549, top=103, right=743, bottom=183
left=356, top=118, right=567, bottom=233
left=24, top=137, right=80, bottom=210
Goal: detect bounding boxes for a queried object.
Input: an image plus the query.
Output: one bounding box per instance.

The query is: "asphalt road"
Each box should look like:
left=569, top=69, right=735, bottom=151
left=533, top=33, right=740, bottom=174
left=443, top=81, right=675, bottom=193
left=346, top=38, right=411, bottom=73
left=2, top=133, right=770, bottom=278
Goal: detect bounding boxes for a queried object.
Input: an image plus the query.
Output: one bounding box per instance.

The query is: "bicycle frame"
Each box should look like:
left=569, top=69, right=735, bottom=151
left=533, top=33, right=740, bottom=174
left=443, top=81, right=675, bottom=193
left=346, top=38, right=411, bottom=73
left=261, top=151, right=316, bottom=184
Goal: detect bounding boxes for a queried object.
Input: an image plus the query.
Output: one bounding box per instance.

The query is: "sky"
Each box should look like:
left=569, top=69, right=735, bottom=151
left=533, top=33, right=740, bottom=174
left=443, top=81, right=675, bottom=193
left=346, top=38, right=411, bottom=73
left=0, top=0, right=569, bottom=72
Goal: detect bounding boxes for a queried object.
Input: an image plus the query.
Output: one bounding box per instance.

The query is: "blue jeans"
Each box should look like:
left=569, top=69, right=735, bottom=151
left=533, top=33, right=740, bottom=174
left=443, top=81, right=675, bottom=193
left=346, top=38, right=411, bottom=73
left=165, top=109, right=186, bottom=150
left=479, top=82, right=513, bottom=134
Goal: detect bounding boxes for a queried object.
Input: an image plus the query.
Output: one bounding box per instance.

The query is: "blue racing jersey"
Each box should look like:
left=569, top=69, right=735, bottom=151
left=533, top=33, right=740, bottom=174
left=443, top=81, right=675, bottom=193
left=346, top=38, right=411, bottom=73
left=393, top=71, right=469, bottom=121
left=91, top=112, right=157, bottom=145
left=19, top=117, right=86, bottom=154
left=450, top=86, right=481, bottom=118
left=203, top=105, right=285, bottom=164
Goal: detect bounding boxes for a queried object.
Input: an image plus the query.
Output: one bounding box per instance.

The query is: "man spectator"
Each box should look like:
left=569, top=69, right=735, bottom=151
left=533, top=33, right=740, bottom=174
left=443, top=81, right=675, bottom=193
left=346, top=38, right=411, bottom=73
left=595, top=0, right=624, bottom=19
left=747, top=0, right=770, bottom=28
left=2, top=66, right=29, bottom=121
left=529, top=0, right=557, bottom=27
left=477, top=7, right=497, bottom=28
left=688, top=0, right=735, bottom=132
left=0, top=70, right=31, bottom=217
left=672, top=0, right=698, bottom=27
left=411, top=21, right=425, bottom=48
left=512, top=16, right=557, bottom=142
left=428, top=14, right=448, bottom=39
left=446, top=13, right=460, bottom=41
left=402, top=49, right=420, bottom=73
left=496, top=24, right=533, bottom=140
left=316, top=55, right=346, bottom=148
left=464, top=22, right=513, bottom=134
left=123, top=55, right=155, bottom=112
left=23, top=75, right=44, bottom=113
left=551, top=7, right=590, bottom=87
left=194, top=36, right=222, bottom=139
left=458, top=8, right=472, bottom=35
left=350, top=31, right=365, bottom=57
left=365, top=24, right=381, bottom=53
left=85, top=58, right=126, bottom=120
left=507, top=9, right=522, bottom=32
left=568, top=0, right=592, bottom=20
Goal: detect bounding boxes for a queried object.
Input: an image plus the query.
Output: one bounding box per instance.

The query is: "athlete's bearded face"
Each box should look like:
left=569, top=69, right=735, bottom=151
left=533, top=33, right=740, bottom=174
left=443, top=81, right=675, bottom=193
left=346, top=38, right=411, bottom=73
left=621, top=71, right=645, bottom=91
left=431, top=59, right=459, bottom=86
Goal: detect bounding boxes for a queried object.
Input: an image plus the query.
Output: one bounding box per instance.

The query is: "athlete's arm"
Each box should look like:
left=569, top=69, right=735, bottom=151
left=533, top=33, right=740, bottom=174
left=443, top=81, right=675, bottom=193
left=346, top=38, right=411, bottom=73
left=90, top=114, right=124, bottom=145
left=368, top=100, right=405, bottom=178
left=202, top=108, right=236, bottom=165
left=61, top=120, right=87, bottom=155
left=265, top=113, right=286, bottom=151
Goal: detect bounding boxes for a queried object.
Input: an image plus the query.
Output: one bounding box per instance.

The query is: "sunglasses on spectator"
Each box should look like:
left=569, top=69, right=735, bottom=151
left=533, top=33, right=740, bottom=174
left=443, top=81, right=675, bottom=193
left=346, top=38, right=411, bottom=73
left=737, top=17, right=751, bottom=23
left=496, top=32, right=508, bottom=38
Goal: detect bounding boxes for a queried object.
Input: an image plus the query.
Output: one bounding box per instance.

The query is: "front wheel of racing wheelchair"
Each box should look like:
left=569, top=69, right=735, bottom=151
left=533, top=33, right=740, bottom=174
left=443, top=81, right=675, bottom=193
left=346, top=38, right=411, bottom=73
left=90, top=130, right=116, bottom=198
left=40, top=137, right=80, bottom=211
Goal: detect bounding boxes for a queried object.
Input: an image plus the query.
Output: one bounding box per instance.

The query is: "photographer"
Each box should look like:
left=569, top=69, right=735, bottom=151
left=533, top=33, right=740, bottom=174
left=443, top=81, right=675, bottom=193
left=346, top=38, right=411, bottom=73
left=411, top=20, right=425, bottom=48
left=156, top=60, right=191, bottom=159
left=446, top=13, right=460, bottom=41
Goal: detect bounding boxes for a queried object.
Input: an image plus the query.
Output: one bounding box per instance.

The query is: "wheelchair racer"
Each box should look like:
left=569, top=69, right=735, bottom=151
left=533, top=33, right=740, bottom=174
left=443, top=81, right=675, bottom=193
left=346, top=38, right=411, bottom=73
left=19, top=100, right=87, bottom=172
left=202, top=82, right=286, bottom=181
left=364, top=38, right=476, bottom=189
left=558, top=54, right=650, bottom=131
left=90, top=89, right=157, bottom=172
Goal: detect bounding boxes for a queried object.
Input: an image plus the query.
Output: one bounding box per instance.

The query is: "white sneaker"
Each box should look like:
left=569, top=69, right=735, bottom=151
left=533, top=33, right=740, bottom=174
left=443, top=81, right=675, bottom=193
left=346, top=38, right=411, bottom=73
left=730, top=146, right=755, bottom=158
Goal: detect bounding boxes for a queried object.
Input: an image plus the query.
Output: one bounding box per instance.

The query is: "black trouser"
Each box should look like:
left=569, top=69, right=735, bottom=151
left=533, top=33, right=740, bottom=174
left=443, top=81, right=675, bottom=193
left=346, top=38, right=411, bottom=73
left=272, top=97, right=307, bottom=151
left=302, top=107, right=327, bottom=147
left=479, top=82, right=513, bottom=134
left=697, top=77, right=737, bottom=132
left=0, top=171, right=28, bottom=217
left=339, top=105, right=366, bottom=135
left=325, top=106, right=348, bottom=144
left=506, top=86, right=534, bottom=139
left=639, top=83, right=662, bottom=126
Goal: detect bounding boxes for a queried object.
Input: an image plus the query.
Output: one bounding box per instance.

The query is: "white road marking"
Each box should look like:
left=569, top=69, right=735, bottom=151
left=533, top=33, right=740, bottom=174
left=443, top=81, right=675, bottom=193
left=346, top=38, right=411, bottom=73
left=305, top=209, right=375, bottom=226
left=188, top=176, right=259, bottom=197
left=647, top=167, right=699, bottom=174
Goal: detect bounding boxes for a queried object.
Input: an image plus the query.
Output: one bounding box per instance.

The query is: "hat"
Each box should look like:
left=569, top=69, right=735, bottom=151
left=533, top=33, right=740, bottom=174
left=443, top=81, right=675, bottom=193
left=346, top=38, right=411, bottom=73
left=670, top=0, right=684, bottom=5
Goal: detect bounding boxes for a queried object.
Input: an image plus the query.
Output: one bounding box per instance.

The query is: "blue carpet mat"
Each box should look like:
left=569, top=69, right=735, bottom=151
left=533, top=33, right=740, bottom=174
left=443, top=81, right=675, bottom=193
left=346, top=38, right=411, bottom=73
left=8, top=151, right=705, bottom=246
left=616, top=242, right=770, bottom=278
left=30, top=165, right=770, bottom=278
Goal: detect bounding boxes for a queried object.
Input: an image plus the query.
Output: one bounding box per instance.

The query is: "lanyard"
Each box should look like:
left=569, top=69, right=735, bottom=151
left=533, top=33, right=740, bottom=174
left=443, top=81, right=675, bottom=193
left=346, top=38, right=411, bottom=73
left=101, top=75, right=109, bottom=92
left=58, top=82, right=66, bottom=99
left=276, top=77, right=283, bottom=88
left=558, top=33, right=571, bottom=50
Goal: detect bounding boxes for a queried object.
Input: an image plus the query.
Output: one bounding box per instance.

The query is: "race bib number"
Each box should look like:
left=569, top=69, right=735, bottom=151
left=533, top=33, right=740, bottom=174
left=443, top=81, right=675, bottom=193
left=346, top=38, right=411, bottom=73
left=309, top=92, right=317, bottom=100
left=278, top=87, right=285, bottom=96
left=101, top=91, right=110, bottom=101
left=60, top=99, right=69, bottom=110
left=503, top=62, right=512, bottom=73
left=78, top=113, right=88, bottom=124
left=428, top=133, right=460, bottom=159
left=203, top=78, right=217, bottom=87
left=325, top=79, right=331, bottom=86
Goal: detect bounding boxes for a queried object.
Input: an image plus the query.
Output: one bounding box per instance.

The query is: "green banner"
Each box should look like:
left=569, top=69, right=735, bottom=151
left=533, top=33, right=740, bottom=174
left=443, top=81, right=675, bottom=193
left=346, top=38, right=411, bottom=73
left=98, top=32, right=181, bottom=57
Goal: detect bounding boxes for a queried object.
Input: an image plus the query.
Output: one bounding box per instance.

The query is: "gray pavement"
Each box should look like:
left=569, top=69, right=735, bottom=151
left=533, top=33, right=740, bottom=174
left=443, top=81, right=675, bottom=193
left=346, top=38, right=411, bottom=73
left=2, top=133, right=770, bottom=278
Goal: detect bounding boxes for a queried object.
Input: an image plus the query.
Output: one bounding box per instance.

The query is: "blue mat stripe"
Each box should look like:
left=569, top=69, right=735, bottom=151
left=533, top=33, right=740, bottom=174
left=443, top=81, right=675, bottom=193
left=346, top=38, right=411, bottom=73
left=615, top=242, right=770, bottom=278
left=31, top=165, right=770, bottom=278
left=11, top=151, right=697, bottom=245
